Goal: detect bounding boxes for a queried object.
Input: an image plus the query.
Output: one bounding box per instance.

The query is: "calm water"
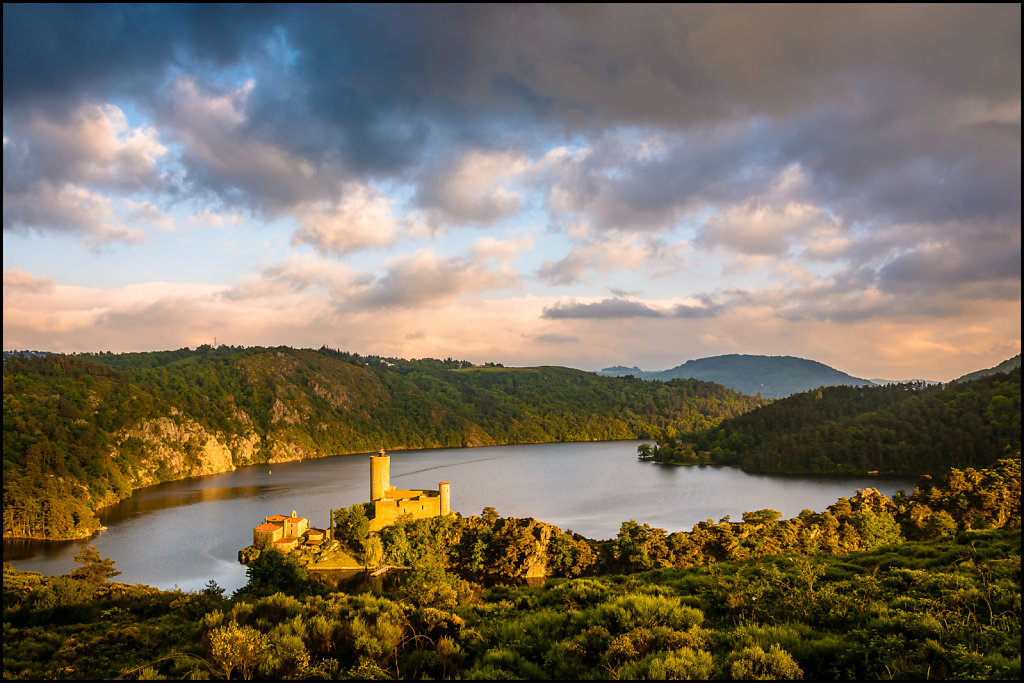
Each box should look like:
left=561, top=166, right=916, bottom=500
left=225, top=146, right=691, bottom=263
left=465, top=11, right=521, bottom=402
left=3, top=441, right=914, bottom=594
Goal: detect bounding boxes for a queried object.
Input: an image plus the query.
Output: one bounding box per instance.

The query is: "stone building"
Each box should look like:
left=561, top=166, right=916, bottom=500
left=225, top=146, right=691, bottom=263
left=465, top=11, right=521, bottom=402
left=368, top=449, right=452, bottom=531
left=252, top=510, right=312, bottom=552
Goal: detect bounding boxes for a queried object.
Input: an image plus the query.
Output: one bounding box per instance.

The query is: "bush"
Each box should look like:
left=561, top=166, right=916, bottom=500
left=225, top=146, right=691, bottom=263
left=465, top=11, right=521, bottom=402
left=728, top=643, right=803, bottom=680
left=619, top=647, right=715, bottom=680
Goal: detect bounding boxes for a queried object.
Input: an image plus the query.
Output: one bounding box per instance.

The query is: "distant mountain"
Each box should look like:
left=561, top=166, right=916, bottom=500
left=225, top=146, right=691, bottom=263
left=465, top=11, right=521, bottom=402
left=599, top=354, right=876, bottom=398
left=952, top=354, right=1021, bottom=383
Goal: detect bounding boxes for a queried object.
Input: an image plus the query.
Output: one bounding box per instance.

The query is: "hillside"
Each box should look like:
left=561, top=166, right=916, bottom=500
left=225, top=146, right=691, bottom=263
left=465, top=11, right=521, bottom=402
left=674, top=366, right=1021, bottom=476
left=953, top=354, right=1021, bottom=383
left=599, top=354, right=876, bottom=398
left=2, top=346, right=766, bottom=540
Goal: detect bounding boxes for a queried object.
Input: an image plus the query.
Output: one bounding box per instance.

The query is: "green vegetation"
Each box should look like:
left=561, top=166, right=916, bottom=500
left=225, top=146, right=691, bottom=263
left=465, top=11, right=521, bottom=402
left=641, top=368, right=1021, bottom=475
left=3, top=458, right=1019, bottom=680
left=3, top=346, right=767, bottom=540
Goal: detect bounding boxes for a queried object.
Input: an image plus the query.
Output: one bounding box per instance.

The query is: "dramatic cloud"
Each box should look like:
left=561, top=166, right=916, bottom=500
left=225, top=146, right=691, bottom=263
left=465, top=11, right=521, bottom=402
left=2, top=4, right=1019, bottom=380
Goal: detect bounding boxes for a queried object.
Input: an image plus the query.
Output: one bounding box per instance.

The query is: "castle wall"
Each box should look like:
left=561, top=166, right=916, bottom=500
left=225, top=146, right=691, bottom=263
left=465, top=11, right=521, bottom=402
left=369, top=493, right=445, bottom=531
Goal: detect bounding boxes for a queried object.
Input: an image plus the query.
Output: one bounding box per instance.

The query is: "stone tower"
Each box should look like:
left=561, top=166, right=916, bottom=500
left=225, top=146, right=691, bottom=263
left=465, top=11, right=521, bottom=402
left=370, top=449, right=390, bottom=501
left=439, top=481, right=451, bottom=516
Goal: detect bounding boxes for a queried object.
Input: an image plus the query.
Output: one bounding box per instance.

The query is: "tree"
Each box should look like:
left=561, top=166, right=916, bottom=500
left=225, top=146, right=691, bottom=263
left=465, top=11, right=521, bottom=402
left=742, top=509, right=783, bottom=526
left=637, top=443, right=655, bottom=461
left=69, top=544, right=121, bottom=584
left=362, top=534, right=385, bottom=568
left=240, top=547, right=313, bottom=598
left=208, top=622, right=267, bottom=680
left=334, top=503, right=370, bottom=550
left=612, top=520, right=670, bottom=571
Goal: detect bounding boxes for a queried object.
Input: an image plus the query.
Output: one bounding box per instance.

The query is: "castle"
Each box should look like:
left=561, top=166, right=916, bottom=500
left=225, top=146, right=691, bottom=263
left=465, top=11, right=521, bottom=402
left=368, top=449, right=452, bottom=531
left=251, top=450, right=453, bottom=550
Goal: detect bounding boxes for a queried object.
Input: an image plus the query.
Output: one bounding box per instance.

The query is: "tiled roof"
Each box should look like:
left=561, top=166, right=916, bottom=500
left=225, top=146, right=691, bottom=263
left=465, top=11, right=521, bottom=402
left=254, top=523, right=283, bottom=532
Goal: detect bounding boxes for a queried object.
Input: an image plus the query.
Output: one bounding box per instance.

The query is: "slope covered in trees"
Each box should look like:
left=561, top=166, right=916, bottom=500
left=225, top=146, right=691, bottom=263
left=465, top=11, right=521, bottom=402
left=664, top=368, right=1021, bottom=475
left=953, top=353, right=1021, bottom=383
left=3, top=345, right=766, bottom=540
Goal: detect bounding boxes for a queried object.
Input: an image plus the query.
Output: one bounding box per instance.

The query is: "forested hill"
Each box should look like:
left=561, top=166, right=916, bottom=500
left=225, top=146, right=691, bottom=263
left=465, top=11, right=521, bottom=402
left=2, top=346, right=767, bottom=540
left=953, top=353, right=1021, bottom=383
left=680, top=367, right=1021, bottom=476
left=599, top=354, right=876, bottom=398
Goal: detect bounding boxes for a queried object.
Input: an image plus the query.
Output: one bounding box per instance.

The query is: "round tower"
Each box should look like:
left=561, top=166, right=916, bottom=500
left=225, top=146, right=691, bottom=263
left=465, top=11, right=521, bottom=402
left=439, top=481, right=451, bottom=516
left=370, top=449, right=390, bottom=501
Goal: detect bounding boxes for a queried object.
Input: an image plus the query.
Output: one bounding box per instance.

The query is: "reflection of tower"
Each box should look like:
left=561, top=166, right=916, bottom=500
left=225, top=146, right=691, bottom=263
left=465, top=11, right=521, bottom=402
left=370, top=449, right=390, bottom=501
left=439, top=482, right=451, bottom=515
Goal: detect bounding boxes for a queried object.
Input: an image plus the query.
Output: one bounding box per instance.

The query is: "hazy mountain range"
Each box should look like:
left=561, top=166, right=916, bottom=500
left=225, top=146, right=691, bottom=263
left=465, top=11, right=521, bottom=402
left=600, top=352, right=1022, bottom=399
left=600, top=354, right=883, bottom=399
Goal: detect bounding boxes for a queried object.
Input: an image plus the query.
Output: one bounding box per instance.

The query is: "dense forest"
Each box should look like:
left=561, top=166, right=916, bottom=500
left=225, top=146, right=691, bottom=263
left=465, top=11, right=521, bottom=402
left=2, top=346, right=766, bottom=540
left=640, top=367, right=1021, bottom=476
left=3, top=458, right=1019, bottom=680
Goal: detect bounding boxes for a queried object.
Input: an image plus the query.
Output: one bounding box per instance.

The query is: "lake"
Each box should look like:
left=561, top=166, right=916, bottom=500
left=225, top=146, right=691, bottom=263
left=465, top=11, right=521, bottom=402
left=3, top=440, right=914, bottom=594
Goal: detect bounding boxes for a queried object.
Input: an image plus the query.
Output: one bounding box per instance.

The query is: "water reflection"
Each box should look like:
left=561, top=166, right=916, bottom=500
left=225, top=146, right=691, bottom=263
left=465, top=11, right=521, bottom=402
left=3, top=441, right=915, bottom=594
left=99, top=484, right=276, bottom=519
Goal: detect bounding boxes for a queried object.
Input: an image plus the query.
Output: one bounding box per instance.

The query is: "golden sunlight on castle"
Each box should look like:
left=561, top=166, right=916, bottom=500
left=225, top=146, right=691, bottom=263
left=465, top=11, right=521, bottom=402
left=252, top=511, right=325, bottom=552
left=251, top=449, right=453, bottom=550
left=369, top=449, right=451, bottom=531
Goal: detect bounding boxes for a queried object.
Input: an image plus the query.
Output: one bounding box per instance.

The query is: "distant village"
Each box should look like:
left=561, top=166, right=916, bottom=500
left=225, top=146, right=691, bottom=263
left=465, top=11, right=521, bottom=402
left=248, top=449, right=452, bottom=560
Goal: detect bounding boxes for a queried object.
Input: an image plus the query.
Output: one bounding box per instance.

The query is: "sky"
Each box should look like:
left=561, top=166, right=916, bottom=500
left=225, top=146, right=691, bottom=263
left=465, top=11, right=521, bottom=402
left=3, top=4, right=1020, bottom=382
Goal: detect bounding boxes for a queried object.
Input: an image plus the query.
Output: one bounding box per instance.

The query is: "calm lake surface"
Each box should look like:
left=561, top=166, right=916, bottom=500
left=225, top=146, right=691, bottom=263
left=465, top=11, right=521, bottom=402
left=3, top=440, right=914, bottom=594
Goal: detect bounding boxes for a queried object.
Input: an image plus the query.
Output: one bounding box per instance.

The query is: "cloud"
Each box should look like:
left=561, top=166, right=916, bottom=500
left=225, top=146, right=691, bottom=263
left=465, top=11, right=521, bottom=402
left=121, top=198, right=176, bottom=233
left=415, top=149, right=532, bottom=227
left=156, top=77, right=332, bottom=210
left=3, top=182, right=145, bottom=246
left=470, top=234, right=536, bottom=262
left=538, top=227, right=688, bottom=285
left=533, top=333, right=579, bottom=344
left=343, top=249, right=517, bottom=311
left=292, top=183, right=404, bottom=256
left=188, top=207, right=246, bottom=228
left=3, top=102, right=169, bottom=193
left=3, top=268, right=55, bottom=293
left=3, top=102, right=170, bottom=244
left=542, top=298, right=665, bottom=319
left=671, top=296, right=726, bottom=319
left=223, top=254, right=354, bottom=301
